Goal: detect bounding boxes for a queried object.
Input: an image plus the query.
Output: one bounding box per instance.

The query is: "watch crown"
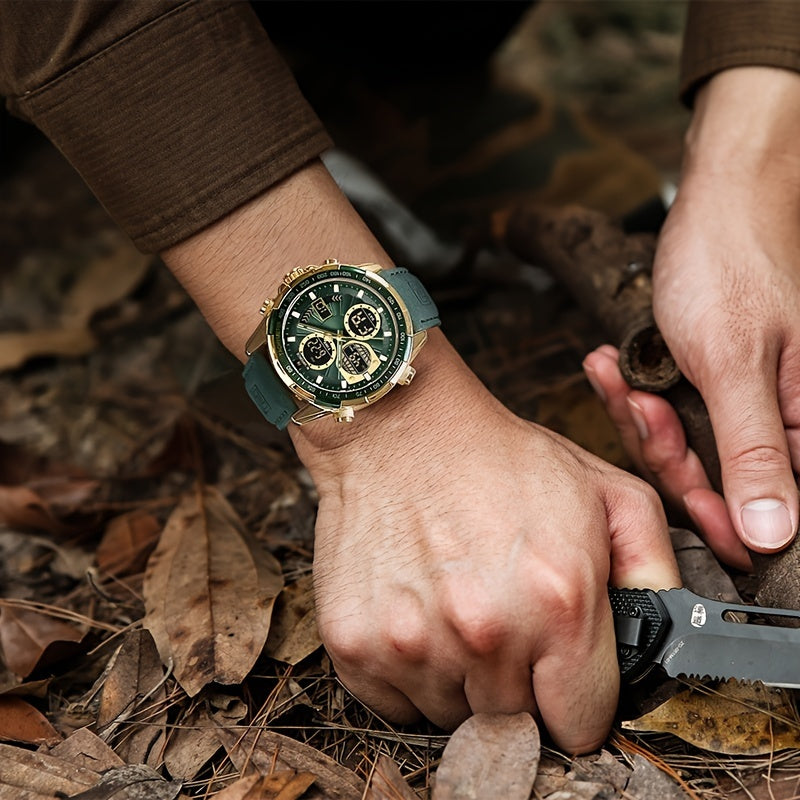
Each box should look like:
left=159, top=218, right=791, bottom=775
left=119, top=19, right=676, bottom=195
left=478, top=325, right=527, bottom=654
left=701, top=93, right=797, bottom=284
left=259, top=299, right=274, bottom=316
left=334, top=406, right=355, bottom=424
left=397, top=365, right=416, bottom=386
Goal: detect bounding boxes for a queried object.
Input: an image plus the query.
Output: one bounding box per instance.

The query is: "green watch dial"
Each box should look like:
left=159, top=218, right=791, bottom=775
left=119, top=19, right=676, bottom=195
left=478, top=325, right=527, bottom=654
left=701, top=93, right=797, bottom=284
left=267, top=265, right=411, bottom=408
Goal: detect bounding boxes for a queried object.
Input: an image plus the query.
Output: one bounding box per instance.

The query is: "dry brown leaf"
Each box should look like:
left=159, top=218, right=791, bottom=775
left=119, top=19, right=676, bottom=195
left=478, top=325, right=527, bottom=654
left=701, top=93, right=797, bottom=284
left=214, top=725, right=365, bottom=800
left=142, top=487, right=284, bottom=696
left=0, top=605, right=84, bottom=678
left=163, top=694, right=247, bottom=780
left=0, top=242, right=151, bottom=373
left=0, top=741, right=101, bottom=799
left=264, top=574, right=322, bottom=665
left=365, top=755, right=417, bottom=800
left=96, top=511, right=161, bottom=577
left=432, top=712, right=540, bottom=800
left=64, top=763, right=182, bottom=800
left=60, top=245, right=151, bottom=327
left=625, top=753, right=691, bottom=800
left=0, top=486, right=68, bottom=535
left=47, top=727, right=124, bottom=772
left=213, top=772, right=316, bottom=800
left=0, top=477, right=98, bottom=536
left=0, top=328, right=97, bottom=373
left=30, top=476, right=100, bottom=512
left=212, top=775, right=263, bottom=800
left=622, top=680, right=800, bottom=754
left=97, top=629, right=167, bottom=765
left=0, top=697, right=61, bottom=746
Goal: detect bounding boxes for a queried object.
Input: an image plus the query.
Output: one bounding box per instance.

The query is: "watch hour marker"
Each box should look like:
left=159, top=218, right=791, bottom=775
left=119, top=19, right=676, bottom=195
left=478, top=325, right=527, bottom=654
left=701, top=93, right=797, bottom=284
left=341, top=379, right=347, bottom=388
left=309, top=291, right=317, bottom=299
left=383, top=331, right=392, bottom=337
left=379, top=354, right=388, bottom=362
left=364, top=372, right=372, bottom=381
left=315, top=375, right=323, bottom=384
left=357, top=289, right=364, bottom=299
left=291, top=311, right=300, bottom=318
left=333, top=284, right=339, bottom=292
left=287, top=336, right=296, bottom=342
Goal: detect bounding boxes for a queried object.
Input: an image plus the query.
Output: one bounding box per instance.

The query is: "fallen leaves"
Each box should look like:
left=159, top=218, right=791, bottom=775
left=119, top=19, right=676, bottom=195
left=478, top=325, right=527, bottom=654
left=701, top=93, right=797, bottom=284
left=97, top=629, right=167, bottom=766
left=432, top=712, right=540, bottom=800
left=0, top=741, right=102, bottom=799
left=96, top=511, right=161, bottom=577
left=0, top=604, right=85, bottom=678
left=623, top=680, right=800, bottom=755
left=0, top=239, right=152, bottom=372
left=0, top=697, right=61, bottom=746
left=214, top=726, right=366, bottom=799
left=0, top=477, right=98, bottom=536
left=142, top=487, right=284, bottom=696
left=365, top=756, right=418, bottom=800
left=264, top=573, right=321, bottom=665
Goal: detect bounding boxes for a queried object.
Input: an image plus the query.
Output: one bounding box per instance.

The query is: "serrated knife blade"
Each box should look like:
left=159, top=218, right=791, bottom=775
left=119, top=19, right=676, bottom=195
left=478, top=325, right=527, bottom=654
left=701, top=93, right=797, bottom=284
left=610, top=587, right=800, bottom=687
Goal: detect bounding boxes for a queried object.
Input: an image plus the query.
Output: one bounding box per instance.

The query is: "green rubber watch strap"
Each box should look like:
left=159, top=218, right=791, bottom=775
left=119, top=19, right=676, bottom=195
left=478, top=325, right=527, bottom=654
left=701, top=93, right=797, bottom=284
left=243, top=349, right=297, bottom=430
left=382, top=267, right=440, bottom=331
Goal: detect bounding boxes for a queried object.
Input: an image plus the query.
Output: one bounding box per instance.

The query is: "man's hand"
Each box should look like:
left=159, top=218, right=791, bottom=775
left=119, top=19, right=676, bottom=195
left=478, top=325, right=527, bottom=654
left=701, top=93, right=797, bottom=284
left=583, top=67, right=800, bottom=566
left=298, top=331, right=680, bottom=753
left=163, top=160, right=679, bottom=754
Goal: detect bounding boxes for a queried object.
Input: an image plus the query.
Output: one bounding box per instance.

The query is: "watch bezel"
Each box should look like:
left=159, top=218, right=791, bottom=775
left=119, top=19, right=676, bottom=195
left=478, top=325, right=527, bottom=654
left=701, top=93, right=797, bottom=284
left=263, top=262, right=416, bottom=415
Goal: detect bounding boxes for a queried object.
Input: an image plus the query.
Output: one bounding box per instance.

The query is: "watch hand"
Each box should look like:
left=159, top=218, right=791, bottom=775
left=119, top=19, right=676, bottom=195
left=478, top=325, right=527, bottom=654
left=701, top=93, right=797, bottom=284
left=297, top=321, right=337, bottom=337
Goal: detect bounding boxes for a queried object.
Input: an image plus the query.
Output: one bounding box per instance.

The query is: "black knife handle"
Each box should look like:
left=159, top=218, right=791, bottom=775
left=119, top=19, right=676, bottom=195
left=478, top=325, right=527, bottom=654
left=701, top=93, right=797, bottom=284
left=608, top=588, right=671, bottom=683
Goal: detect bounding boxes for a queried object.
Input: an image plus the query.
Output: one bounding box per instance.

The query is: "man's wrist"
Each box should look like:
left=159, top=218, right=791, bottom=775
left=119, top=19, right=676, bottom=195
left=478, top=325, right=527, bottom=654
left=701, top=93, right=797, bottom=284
left=684, top=66, right=800, bottom=180
left=288, top=328, right=490, bottom=484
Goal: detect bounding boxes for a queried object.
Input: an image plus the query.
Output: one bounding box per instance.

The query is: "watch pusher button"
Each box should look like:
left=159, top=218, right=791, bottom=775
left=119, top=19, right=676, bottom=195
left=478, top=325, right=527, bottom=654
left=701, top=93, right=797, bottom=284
left=397, top=365, right=416, bottom=386
left=334, top=407, right=355, bottom=424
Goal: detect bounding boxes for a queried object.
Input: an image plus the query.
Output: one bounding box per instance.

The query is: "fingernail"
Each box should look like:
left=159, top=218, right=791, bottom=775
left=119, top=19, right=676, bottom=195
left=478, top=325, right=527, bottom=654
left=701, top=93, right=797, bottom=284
left=626, top=397, right=649, bottom=440
left=583, top=364, right=607, bottom=403
left=740, top=499, right=794, bottom=549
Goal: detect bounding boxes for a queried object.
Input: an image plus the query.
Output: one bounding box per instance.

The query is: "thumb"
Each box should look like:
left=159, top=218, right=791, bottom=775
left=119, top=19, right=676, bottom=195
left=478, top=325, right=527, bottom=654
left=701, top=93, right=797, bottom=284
left=605, top=481, right=681, bottom=590
left=703, top=367, right=798, bottom=553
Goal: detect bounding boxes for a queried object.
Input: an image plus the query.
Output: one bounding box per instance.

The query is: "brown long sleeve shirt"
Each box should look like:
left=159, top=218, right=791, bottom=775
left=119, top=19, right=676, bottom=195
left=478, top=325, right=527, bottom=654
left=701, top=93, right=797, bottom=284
left=1, top=1, right=799, bottom=254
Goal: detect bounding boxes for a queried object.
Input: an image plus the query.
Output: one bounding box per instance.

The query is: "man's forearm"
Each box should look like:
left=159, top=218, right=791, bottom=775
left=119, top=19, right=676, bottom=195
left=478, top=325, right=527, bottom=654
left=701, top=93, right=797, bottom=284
left=161, top=159, right=392, bottom=359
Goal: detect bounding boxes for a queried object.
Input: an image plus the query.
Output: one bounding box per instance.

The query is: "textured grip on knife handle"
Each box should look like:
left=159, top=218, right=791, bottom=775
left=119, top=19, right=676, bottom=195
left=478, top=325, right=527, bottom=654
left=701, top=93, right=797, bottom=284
left=609, top=588, right=671, bottom=683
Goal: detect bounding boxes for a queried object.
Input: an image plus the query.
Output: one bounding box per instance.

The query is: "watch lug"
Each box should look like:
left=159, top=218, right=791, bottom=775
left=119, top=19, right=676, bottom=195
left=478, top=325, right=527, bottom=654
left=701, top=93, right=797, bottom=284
left=292, top=403, right=332, bottom=426
left=245, top=323, right=268, bottom=357
left=409, top=330, right=428, bottom=361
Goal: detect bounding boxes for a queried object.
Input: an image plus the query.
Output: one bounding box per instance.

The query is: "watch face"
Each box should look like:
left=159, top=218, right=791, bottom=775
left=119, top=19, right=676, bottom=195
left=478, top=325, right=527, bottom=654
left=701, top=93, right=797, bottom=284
left=267, top=265, right=411, bottom=408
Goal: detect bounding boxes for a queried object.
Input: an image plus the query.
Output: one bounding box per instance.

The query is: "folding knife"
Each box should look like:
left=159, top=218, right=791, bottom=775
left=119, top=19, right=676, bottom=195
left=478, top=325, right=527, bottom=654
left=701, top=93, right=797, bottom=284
left=609, top=587, right=800, bottom=686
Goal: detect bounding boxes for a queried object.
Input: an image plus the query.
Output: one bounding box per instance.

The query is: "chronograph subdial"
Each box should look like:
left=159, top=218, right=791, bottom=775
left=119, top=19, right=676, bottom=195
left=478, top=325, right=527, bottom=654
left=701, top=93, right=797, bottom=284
left=298, top=333, right=336, bottom=370
left=339, top=340, right=381, bottom=384
left=344, top=303, right=381, bottom=340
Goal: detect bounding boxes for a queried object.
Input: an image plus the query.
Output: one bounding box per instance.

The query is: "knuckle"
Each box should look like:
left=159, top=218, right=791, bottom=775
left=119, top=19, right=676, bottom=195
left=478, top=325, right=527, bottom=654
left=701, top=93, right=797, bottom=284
left=618, top=474, right=664, bottom=518
left=381, top=597, right=429, bottom=660
left=317, top=614, right=372, bottom=668
left=542, top=574, right=587, bottom=630
left=441, top=582, right=509, bottom=656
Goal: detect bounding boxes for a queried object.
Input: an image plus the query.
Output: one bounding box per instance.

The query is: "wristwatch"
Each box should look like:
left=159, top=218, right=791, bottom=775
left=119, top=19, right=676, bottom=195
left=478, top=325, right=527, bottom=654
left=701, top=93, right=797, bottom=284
left=243, top=259, right=440, bottom=429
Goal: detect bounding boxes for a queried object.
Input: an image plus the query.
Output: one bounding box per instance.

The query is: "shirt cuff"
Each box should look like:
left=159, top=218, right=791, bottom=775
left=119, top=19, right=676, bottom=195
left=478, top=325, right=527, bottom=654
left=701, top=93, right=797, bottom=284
left=680, top=0, right=800, bottom=107
left=9, top=1, right=333, bottom=252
